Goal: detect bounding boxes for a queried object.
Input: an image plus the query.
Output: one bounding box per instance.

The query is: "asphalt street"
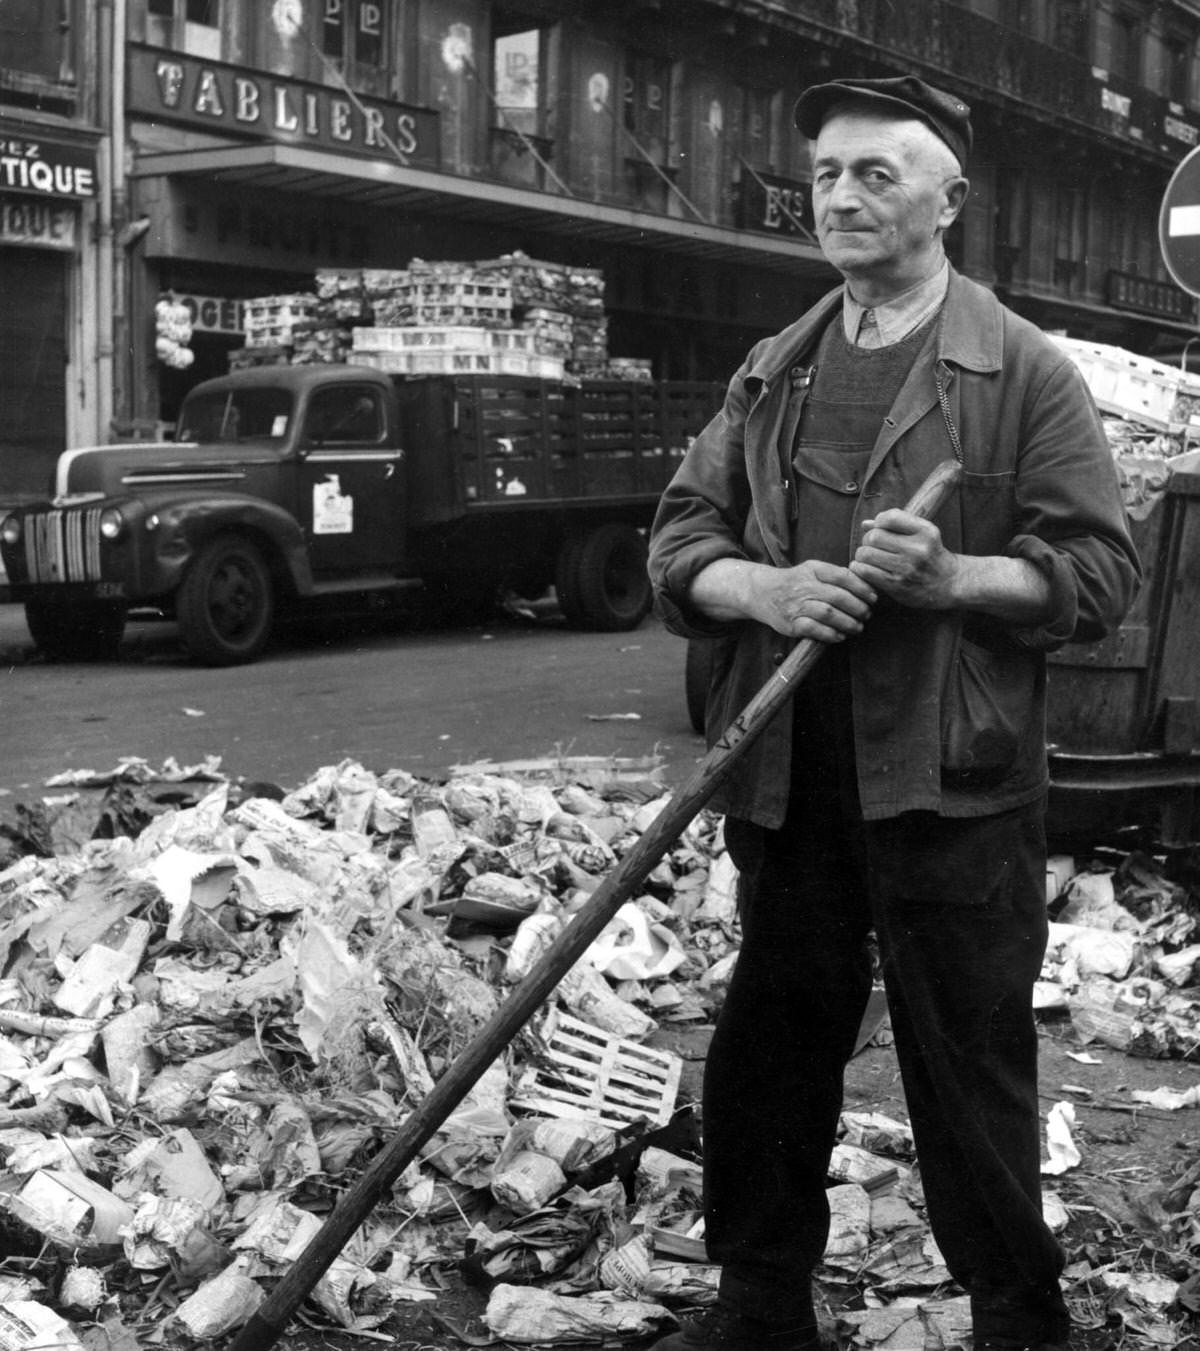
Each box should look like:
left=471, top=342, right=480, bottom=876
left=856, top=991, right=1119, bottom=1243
left=0, top=601, right=706, bottom=801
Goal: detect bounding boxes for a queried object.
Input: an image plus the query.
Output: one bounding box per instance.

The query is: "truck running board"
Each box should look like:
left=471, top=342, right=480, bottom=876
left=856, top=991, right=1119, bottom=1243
left=308, top=576, right=424, bottom=596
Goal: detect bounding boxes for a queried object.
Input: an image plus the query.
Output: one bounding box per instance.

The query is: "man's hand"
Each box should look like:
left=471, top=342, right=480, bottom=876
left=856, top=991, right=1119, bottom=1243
left=850, top=509, right=958, bottom=609
left=851, top=508, right=1056, bottom=623
left=690, top=557, right=876, bottom=640
left=757, top=559, right=877, bottom=639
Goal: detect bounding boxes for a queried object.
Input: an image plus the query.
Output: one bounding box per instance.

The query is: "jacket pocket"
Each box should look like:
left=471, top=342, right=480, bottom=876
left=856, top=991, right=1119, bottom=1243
left=941, top=635, right=1035, bottom=788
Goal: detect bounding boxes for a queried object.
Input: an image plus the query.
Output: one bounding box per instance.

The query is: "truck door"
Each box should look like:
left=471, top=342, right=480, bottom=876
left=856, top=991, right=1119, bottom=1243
left=297, top=381, right=406, bottom=577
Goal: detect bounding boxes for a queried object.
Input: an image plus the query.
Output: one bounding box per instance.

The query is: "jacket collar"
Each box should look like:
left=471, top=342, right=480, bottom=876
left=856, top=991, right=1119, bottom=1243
left=744, top=266, right=1003, bottom=392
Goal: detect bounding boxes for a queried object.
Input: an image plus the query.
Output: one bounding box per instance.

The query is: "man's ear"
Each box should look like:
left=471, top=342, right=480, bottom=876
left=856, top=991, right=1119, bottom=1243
left=940, top=175, right=970, bottom=228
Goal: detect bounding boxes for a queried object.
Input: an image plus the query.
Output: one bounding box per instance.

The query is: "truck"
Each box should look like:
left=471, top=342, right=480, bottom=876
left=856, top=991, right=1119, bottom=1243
left=0, top=365, right=723, bottom=666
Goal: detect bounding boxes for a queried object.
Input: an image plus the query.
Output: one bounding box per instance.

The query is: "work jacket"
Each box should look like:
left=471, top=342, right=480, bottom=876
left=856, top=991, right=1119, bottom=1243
left=648, top=268, right=1141, bottom=828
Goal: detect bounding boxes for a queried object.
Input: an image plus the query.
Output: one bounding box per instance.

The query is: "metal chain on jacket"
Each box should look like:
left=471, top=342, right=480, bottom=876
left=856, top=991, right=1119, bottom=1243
left=934, top=307, right=965, bottom=465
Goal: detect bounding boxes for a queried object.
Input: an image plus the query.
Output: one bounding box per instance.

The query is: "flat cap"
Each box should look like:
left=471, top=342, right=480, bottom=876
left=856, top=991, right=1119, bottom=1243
left=794, top=75, right=972, bottom=171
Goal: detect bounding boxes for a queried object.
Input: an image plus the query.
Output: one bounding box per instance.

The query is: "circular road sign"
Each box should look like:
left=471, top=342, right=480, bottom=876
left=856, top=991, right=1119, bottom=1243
left=1161, top=145, right=1200, bottom=298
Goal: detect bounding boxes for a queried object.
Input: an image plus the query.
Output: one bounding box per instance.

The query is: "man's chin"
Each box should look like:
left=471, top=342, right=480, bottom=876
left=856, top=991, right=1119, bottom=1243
left=823, top=245, right=879, bottom=277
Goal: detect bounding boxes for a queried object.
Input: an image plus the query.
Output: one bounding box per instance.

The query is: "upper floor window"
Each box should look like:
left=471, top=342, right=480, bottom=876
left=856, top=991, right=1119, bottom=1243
left=146, top=0, right=222, bottom=60
left=493, top=25, right=542, bottom=136
left=1052, top=0, right=1090, bottom=59
left=1165, top=35, right=1192, bottom=106
left=322, top=0, right=386, bottom=69
left=1, top=0, right=78, bottom=85
left=624, top=53, right=671, bottom=162
left=1110, top=10, right=1141, bottom=84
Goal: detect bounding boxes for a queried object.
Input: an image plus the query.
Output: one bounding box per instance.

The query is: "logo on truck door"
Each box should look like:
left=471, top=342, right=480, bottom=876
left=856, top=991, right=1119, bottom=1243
left=314, top=474, right=354, bottom=534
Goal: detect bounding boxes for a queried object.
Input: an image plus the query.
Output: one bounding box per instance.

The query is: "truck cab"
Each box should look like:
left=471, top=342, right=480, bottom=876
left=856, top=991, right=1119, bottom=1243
left=0, top=366, right=408, bottom=664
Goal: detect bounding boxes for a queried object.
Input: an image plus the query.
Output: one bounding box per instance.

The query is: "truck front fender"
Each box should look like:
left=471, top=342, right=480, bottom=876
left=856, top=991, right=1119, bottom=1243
left=138, top=493, right=314, bottom=598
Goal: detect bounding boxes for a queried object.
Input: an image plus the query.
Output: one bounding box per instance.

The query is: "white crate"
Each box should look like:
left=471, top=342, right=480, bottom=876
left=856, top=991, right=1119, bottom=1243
left=520, top=353, right=566, bottom=379
left=512, top=1010, right=682, bottom=1129
left=348, top=348, right=565, bottom=378
left=244, top=294, right=318, bottom=327
left=244, top=327, right=296, bottom=349
left=346, top=351, right=415, bottom=372
left=1050, top=334, right=1200, bottom=430
left=351, top=326, right=493, bottom=353
left=489, top=329, right=538, bottom=353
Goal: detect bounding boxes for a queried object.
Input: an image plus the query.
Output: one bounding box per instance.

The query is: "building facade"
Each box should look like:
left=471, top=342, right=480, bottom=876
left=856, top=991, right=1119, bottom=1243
left=0, top=2, right=106, bottom=503
left=4, top=1, right=1200, bottom=500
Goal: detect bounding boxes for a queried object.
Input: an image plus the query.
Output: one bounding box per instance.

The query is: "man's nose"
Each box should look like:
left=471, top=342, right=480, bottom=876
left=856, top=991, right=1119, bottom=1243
left=826, top=171, right=861, bottom=210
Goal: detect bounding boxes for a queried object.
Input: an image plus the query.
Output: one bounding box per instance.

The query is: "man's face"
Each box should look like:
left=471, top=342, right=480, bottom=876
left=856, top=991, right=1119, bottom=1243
left=811, top=106, right=964, bottom=297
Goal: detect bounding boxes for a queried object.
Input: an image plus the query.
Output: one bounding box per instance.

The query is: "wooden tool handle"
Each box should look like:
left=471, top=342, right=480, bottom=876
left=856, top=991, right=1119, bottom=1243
left=229, top=458, right=963, bottom=1351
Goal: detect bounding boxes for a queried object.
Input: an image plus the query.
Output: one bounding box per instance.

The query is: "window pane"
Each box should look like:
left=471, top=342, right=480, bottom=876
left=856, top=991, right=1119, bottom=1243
left=186, top=0, right=219, bottom=25
left=178, top=389, right=293, bottom=444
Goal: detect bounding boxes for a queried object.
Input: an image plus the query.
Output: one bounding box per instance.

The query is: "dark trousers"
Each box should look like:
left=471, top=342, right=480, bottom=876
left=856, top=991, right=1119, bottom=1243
left=704, top=673, right=1068, bottom=1344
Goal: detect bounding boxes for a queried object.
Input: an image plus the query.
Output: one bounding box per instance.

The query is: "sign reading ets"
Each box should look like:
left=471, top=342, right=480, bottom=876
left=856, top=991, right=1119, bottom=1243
left=1160, top=144, right=1200, bottom=298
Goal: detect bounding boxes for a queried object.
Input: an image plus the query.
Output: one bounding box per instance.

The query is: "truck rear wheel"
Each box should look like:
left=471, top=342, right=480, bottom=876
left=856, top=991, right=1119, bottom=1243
left=177, top=534, right=274, bottom=666
left=555, top=523, right=652, bottom=631
left=25, top=598, right=126, bottom=660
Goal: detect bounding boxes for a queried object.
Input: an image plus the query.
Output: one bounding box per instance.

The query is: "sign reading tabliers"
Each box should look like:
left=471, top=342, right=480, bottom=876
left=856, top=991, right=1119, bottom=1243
left=127, top=43, right=439, bottom=169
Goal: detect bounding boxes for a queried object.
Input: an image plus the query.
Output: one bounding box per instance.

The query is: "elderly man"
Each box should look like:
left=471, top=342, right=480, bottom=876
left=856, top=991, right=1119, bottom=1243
left=648, top=76, right=1140, bottom=1351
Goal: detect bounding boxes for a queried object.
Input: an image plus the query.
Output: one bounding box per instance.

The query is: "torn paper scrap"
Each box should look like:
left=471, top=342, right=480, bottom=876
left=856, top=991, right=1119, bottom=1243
left=1041, top=1101, right=1081, bottom=1175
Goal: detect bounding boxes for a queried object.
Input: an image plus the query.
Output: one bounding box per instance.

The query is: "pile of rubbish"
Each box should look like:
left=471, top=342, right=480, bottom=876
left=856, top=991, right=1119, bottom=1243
left=1048, top=333, right=1200, bottom=522
left=1041, top=855, right=1200, bottom=1060
left=0, top=756, right=1197, bottom=1349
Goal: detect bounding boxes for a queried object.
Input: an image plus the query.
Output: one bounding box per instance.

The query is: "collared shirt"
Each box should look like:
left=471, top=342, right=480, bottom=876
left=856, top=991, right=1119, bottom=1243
left=843, top=260, right=950, bottom=348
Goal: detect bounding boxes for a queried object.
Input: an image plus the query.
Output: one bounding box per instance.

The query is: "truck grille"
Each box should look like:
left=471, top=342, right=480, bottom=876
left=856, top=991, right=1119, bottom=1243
left=23, top=508, right=104, bottom=583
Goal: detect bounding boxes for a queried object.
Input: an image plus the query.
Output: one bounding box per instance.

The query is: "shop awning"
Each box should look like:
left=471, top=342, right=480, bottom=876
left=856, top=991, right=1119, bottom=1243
left=131, top=142, right=835, bottom=280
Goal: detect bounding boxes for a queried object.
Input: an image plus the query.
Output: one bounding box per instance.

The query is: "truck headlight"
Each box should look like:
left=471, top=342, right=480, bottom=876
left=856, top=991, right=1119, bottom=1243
left=98, top=507, right=126, bottom=541
left=0, top=514, right=20, bottom=546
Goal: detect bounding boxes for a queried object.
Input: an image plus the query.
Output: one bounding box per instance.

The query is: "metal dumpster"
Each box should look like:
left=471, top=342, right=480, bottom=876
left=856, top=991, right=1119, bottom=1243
left=1047, top=450, right=1200, bottom=847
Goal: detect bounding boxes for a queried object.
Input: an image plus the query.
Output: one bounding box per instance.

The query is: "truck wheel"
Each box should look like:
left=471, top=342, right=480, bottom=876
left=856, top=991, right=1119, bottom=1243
left=685, top=638, right=714, bottom=733
left=177, top=534, right=274, bottom=666
left=556, top=523, right=652, bottom=631
left=554, top=534, right=588, bottom=627
left=25, top=598, right=126, bottom=660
